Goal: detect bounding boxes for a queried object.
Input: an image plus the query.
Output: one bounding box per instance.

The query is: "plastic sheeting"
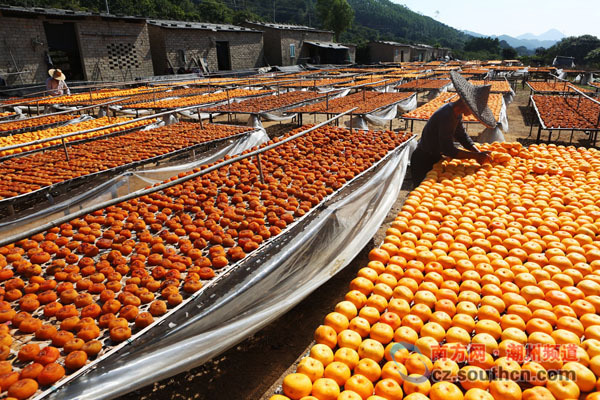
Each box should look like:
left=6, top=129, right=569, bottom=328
left=498, top=97, right=509, bottom=132
left=47, top=139, right=414, bottom=400
left=0, top=129, right=269, bottom=240
left=345, top=94, right=417, bottom=129
left=247, top=89, right=351, bottom=130
left=475, top=96, right=509, bottom=143
left=246, top=113, right=296, bottom=131
left=426, top=85, right=449, bottom=101
left=476, top=126, right=506, bottom=143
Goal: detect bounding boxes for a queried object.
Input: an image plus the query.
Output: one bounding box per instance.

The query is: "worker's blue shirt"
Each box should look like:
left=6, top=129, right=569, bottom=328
left=416, top=102, right=476, bottom=158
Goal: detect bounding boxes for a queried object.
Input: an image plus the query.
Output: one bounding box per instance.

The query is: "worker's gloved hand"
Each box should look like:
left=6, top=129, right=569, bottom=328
left=474, top=151, right=492, bottom=164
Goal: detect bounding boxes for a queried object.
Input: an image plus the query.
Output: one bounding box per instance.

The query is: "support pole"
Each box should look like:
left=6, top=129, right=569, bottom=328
left=256, top=153, right=265, bottom=184
left=197, top=108, right=203, bottom=128
left=61, top=138, right=70, bottom=161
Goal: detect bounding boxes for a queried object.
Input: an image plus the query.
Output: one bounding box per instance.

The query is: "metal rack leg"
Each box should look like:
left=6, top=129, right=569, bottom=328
left=569, top=129, right=574, bottom=145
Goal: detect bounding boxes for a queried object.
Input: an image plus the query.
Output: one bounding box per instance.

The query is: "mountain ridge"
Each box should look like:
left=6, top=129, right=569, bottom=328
left=517, top=29, right=565, bottom=41
left=462, top=29, right=564, bottom=50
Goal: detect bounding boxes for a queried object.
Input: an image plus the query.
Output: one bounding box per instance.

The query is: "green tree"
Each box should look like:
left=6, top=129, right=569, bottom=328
left=502, top=47, right=517, bottom=60
left=585, top=48, right=600, bottom=67
left=316, top=0, right=354, bottom=41
left=232, top=9, right=262, bottom=25
left=464, top=37, right=500, bottom=54
left=543, top=35, right=600, bottom=65
left=196, top=0, right=233, bottom=23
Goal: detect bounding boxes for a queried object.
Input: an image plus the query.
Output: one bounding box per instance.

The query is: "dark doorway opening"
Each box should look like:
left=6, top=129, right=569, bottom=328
left=43, top=22, right=84, bottom=81
left=216, top=41, right=231, bottom=71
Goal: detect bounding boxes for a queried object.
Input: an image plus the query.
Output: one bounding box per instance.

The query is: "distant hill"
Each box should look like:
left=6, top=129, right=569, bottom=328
left=517, top=29, right=565, bottom=42
left=344, top=0, right=470, bottom=48
left=462, top=29, right=564, bottom=50
left=237, top=0, right=471, bottom=49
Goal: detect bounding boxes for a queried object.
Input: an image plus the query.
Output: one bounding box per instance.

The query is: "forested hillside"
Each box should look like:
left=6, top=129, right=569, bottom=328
left=346, top=0, right=469, bottom=48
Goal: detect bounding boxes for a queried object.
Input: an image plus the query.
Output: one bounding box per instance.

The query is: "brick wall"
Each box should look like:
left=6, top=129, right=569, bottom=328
left=77, top=19, right=154, bottom=81
left=368, top=43, right=412, bottom=63
left=0, top=13, right=153, bottom=84
left=155, top=28, right=263, bottom=73
left=0, top=16, right=48, bottom=85
left=368, top=43, right=394, bottom=63
left=242, top=23, right=334, bottom=67
left=281, top=31, right=333, bottom=66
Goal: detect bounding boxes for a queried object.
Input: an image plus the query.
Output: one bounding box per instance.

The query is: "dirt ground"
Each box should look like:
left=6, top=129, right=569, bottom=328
left=117, top=84, right=552, bottom=400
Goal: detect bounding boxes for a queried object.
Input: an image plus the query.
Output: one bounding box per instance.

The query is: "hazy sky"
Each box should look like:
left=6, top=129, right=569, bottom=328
left=392, top=0, right=600, bottom=38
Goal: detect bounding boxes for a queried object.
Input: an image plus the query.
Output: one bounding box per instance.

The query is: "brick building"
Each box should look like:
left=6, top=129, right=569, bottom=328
left=0, top=5, right=153, bottom=85
left=242, top=22, right=348, bottom=66
left=147, top=20, right=264, bottom=75
left=368, top=41, right=414, bottom=63
left=368, top=41, right=451, bottom=63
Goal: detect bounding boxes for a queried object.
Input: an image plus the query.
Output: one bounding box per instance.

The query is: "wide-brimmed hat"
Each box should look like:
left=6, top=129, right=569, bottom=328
left=48, top=69, right=66, bottom=81
left=450, top=70, right=496, bottom=128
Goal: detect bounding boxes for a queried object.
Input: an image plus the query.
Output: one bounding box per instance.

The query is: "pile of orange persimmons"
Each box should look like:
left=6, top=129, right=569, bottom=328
left=467, top=80, right=512, bottom=94
left=127, top=89, right=272, bottom=109
left=533, top=96, right=600, bottom=130
left=397, top=80, right=451, bottom=91
left=0, top=126, right=411, bottom=399
left=0, top=122, right=250, bottom=200
left=402, top=93, right=457, bottom=121
left=201, top=91, right=323, bottom=113
left=291, top=92, right=414, bottom=115
left=272, top=142, right=600, bottom=400
left=0, top=117, right=148, bottom=157
left=0, top=115, right=76, bottom=133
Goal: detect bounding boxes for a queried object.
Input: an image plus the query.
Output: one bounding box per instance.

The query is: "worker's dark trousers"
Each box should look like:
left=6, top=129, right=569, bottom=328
left=410, top=147, right=441, bottom=189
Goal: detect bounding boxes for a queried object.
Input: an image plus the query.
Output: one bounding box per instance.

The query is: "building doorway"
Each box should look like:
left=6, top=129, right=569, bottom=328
left=216, top=41, right=231, bottom=71
left=43, top=22, right=84, bottom=81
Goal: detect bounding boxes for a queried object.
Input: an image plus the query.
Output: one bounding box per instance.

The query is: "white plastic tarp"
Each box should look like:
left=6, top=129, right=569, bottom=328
left=345, top=94, right=417, bottom=129
left=0, top=129, right=269, bottom=240
left=246, top=89, right=351, bottom=129
left=474, top=95, right=509, bottom=144
left=109, top=105, right=154, bottom=116
left=498, top=97, right=509, bottom=132
left=476, top=126, right=506, bottom=143
left=426, top=85, right=449, bottom=101
left=47, top=139, right=414, bottom=400
left=397, top=93, right=418, bottom=112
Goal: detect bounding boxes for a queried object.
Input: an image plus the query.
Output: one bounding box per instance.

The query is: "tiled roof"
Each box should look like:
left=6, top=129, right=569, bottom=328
left=0, top=5, right=143, bottom=20
left=245, top=21, right=332, bottom=33
left=147, top=19, right=260, bottom=33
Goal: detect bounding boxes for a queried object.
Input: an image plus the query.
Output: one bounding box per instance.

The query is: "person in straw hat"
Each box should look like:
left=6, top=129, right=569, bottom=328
left=46, top=68, right=70, bottom=96
left=410, top=70, right=496, bottom=188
